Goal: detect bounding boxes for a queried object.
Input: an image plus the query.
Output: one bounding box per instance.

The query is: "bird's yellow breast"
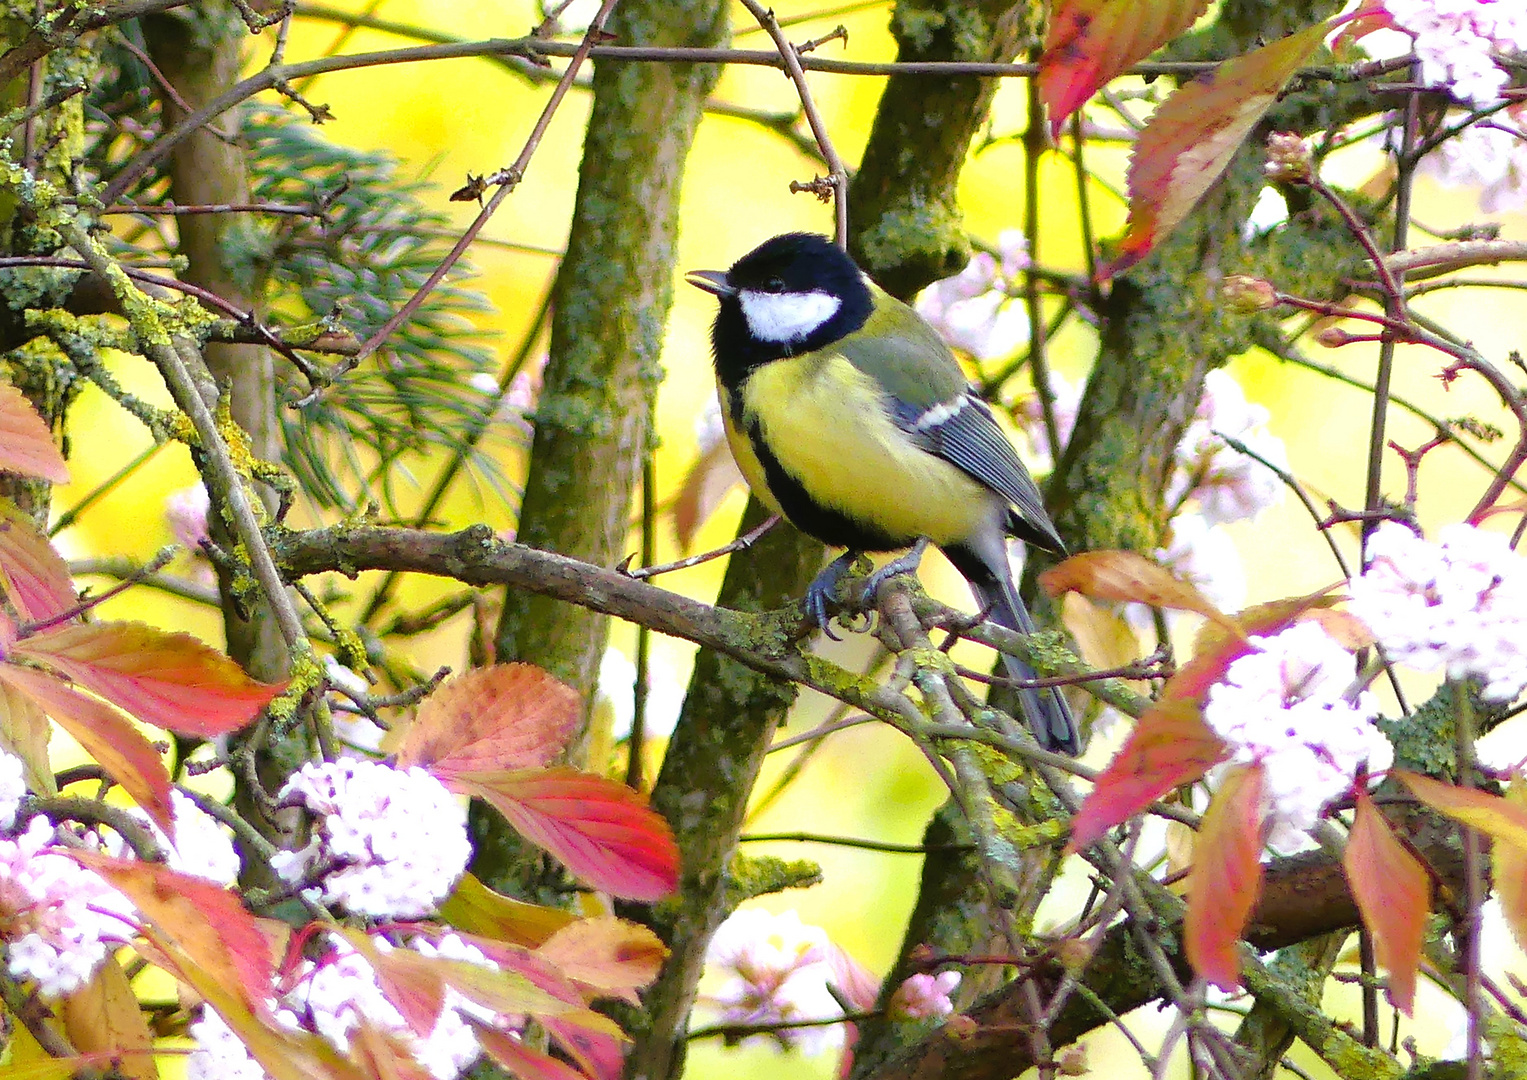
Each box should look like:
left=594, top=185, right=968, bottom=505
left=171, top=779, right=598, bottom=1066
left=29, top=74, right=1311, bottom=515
left=719, top=351, right=992, bottom=547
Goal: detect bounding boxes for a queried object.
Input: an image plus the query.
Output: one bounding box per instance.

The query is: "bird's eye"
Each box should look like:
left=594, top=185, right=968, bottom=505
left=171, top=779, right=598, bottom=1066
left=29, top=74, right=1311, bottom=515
left=763, top=277, right=786, bottom=293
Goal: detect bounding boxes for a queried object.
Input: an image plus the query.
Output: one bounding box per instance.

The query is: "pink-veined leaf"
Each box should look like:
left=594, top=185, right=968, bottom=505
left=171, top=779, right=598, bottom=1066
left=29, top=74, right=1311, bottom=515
left=1039, top=0, right=1211, bottom=137
left=1100, top=19, right=1331, bottom=279
left=397, top=663, right=579, bottom=776
left=536, top=915, right=668, bottom=1006
left=1184, top=764, right=1265, bottom=991
left=1398, top=770, right=1527, bottom=850
left=76, top=854, right=275, bottom=1020
left=12, top=621, right=284, bottom=737
left=453, top=767, right=679, bottom=901
left=1343, top=791, right=1427, bottom=1014
left=0, top=664, right=173, bottom=832
left=1039, top=549, right=1244, bottom=640
left=0, top=499, right=77, bottom=623
left=541, top=1015, right=626, bottom=1080
left=1068, top=698, right=1227, bottom=852
left=0, top=381, right=69, bottom=482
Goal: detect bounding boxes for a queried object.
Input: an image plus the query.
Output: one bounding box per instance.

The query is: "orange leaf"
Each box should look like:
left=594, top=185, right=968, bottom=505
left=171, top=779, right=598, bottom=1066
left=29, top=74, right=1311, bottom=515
left=397, top=664, right=579, bottom=775
left=1343, top=792, right=1427, bottom=1014
left=472, top=1022, right=592, bottom=1080
left=453, top=767, right=679, bottom=901
left=1068, top=698, right=1227, bottom=852
left=0, top=674, right=55, bottom=795
left=1495, top=776, right=1527, bottom=957
left=1039, top=550, right=1244, bottom=640
left=0, top=500, right=76, bottom=623
left=536, top=916, right=667, bottom=1005
left=75, top=855, right=274, bottom=1021
left=1039, top=0, right=1211, bottom=137
left=1184, top=764, right=1265, bottom=991
left=12, top=622, right=283, bottom=737
left=0, top=665, right=173, bottom=832
left=0, top=382, right=69, bottom=483
left=351, top=1023, right=435, bottom=1080
left=1100, top=20, right=1330, bottom=279
left=59, top=958, right=159, bottom=1080
left=672, top=440, right=745, bottom=550
left=1397, top=770, right=1527, bottom=850
left=438, top=873, right=577, bottom=948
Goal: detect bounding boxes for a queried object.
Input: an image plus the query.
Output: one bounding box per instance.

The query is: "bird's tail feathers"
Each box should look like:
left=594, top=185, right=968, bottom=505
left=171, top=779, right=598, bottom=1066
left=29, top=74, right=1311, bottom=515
left=949, top=545, right=1080, bottom=755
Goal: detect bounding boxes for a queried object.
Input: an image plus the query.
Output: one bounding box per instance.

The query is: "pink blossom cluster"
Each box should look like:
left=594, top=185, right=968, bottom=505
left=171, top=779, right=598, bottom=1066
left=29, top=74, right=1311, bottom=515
left=0, top=816, right=138, bottom=998
left=1380, top=0, right=1527, bottom=107
left=1203, top=622, right=1391, bottom=848
left=271, top=758, right=472, bottom=919
left=1349, top=522, right=1527, bottom=702
left=914, top=231, right=1033, bottom=361
left=703, top=907, right=847, bottom=1054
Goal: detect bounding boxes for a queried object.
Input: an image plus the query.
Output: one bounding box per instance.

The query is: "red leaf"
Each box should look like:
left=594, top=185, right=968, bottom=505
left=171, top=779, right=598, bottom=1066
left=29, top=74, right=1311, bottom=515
left=454, top=767, right=679, bottom=901
left=398, top=663, right=579, bottom=775
left=1068, top=698, right=1227, bottom=852
left=0, top=381, right=68, bottom=482
left=75, top=855, right=275, bottom=1019
left=541, top=1015, right=626, bottom=1080
left=1100, top=20, right=1330, bottom=279
left=1039, top=0, right=1211, bottom=137
left=1184, top=764, right=1265, bottom=991
left=1039, top=550, right=1245, bottom=640
left=0, top=500, right=76, bottom=623
left=0, top=664, right=173, bottom=832
left=536, top=916, right=668, bottom=1005
left=12, top=621, right=283, bottom=737
left=1343, top=792, right=1427, bottom=1014
left=1397, top=770, right=1527, bottom=850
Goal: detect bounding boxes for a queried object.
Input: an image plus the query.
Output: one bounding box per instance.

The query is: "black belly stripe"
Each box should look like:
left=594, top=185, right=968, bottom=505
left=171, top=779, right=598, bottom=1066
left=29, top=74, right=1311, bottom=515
left=743, top=415, right=910, bottom=553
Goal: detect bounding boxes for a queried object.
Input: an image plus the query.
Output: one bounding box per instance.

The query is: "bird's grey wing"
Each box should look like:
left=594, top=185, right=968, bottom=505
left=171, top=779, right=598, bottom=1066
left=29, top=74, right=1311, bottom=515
left=888, top=391, right=1066, bottom=554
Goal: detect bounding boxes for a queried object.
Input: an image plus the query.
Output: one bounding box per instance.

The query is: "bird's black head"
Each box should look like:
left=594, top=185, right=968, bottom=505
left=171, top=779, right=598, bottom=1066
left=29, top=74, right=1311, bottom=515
left=686, top=232, right=873, bottom=381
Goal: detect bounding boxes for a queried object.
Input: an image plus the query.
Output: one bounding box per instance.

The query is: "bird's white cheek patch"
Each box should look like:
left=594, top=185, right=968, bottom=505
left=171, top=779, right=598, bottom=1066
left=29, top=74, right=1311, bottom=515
left=738, top=289, right=841, bottom=344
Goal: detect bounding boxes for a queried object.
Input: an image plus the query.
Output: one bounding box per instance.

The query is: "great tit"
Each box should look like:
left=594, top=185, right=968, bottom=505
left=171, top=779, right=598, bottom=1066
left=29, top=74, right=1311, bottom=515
left=686, top=232, right=1079, bottom=754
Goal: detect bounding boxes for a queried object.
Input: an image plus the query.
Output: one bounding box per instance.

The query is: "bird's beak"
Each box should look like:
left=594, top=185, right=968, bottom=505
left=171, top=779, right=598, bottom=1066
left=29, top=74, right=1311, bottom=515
left=685, top=269, right=736, bottom=298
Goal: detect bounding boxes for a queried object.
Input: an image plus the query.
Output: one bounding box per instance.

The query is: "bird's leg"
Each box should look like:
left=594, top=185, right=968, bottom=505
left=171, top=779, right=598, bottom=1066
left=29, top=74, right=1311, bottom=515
left=804, top=551, right=860, bottom=640
left=862, top=536, right=930, bottom=603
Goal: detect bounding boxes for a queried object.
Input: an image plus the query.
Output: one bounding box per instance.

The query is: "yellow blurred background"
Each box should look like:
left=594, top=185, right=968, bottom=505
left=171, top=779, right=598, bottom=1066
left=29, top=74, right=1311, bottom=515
left=48, top=2, right=1527, bottom=1075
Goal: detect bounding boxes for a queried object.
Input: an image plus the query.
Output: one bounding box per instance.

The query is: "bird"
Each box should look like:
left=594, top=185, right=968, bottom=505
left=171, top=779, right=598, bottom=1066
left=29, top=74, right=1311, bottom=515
left=685, top=232, right=1079, bottom=754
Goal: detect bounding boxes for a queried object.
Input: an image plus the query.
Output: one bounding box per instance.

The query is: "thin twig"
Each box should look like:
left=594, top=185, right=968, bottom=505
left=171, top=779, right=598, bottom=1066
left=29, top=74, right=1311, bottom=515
left=621, top=514, right=781, bottom=580
left=736, top=0, right=849, bottom=247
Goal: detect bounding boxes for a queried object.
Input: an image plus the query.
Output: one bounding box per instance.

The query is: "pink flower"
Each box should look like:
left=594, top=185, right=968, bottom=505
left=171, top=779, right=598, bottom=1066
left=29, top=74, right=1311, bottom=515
left=887, top=971, right=961, bottom=1021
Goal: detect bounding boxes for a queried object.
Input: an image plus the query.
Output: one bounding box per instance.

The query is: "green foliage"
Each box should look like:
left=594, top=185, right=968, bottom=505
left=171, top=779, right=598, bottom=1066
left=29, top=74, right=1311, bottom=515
left=239, top=107, right=505, bottom=511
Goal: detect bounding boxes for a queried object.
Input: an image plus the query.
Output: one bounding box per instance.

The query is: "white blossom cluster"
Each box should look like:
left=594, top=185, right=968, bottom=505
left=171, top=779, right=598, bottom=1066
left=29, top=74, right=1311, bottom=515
left=1203, top=622, right=1392, bottom=846
left=187, top=933, right=506, bottom=1080
left=702, top=907, right=848, bottom=1055
left=1013, top=371, right=1082, bottom=471
left=596, top=645, right=687, bottom=740
left=0, top=818, right=137, bottom=998
left=1349, top=521, right=1527, bottom=702
left=1378, top=0, right=1527, bottom=107
left=1417, top=115, right=1527, bottom=214
left=95, top=789, right=241, bottom=887
left=914, top=231, right=1033, bottom=361
left=1166, top=370, right=1287, bottom=527
left=0, top=750, right=25, bottom=831
left=271, top=759, right=471, bottom=919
